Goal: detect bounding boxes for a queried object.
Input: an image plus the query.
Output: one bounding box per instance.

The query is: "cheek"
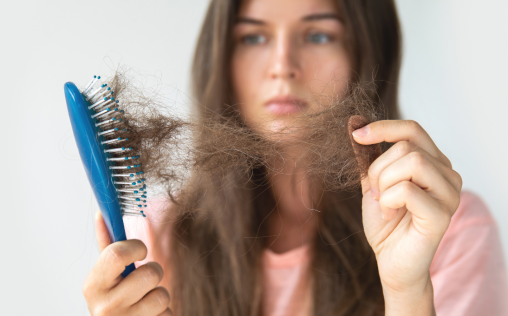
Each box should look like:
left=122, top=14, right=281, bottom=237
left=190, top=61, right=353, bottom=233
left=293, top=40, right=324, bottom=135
left=231, top=58, right=251, bottom=119
left=231, top=49, right=266, bottom=103
left=231, top=49, right=269, bottom=122
left=231, top=54, right=245, bottom=100
left=301, top=48, right=351, bottom=99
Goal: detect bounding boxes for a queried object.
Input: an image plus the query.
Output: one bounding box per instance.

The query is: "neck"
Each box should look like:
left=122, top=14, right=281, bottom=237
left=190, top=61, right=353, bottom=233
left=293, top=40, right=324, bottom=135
left=266, top=159, right=320, bottom=253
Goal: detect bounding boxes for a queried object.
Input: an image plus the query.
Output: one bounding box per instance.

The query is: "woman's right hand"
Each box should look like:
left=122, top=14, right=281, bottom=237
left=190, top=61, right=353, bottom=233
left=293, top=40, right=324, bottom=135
left=82, top=212, right=172, bottom=316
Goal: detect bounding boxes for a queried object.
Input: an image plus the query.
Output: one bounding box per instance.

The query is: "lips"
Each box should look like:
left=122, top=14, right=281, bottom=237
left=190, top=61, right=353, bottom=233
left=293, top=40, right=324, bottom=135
left=264, top=96, right=308, bottom=115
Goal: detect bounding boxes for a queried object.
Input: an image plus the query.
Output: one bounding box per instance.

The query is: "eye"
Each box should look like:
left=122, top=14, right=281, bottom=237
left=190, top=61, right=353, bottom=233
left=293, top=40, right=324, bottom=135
left=306, top=32, right=332, bottom=44
left=241, top=34, right=267, bottom=45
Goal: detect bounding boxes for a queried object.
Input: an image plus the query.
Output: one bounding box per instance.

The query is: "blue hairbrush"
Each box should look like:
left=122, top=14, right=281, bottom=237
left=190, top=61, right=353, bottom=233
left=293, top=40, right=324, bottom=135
left=64, top=76, right=147, bottom=277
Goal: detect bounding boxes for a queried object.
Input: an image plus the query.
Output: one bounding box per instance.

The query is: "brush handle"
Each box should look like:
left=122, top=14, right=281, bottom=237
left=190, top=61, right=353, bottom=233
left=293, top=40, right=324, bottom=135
left=65, top=82, right=135, bottom=277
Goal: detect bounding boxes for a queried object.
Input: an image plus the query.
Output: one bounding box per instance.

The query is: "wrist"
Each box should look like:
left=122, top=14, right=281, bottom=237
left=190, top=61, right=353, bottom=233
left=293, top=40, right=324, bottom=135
left=382, top=275, right=435, bottom=316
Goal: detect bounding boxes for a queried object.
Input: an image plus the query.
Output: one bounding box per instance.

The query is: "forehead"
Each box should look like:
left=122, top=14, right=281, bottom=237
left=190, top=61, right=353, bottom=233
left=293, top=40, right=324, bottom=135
left=238, top=0, right=338, bottom=20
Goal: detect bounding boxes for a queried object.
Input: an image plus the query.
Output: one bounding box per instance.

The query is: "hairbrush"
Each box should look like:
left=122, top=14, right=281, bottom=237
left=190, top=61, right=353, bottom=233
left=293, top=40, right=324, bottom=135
left=64, top=75, right=147, bottom=277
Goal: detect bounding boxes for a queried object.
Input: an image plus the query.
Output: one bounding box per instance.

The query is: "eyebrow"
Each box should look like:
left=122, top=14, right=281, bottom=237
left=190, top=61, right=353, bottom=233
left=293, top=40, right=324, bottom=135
left=235, top=17, right=265, bottom=25
left=235, top=13, right=340, bottom=25
left=302, top=13, right=341, bottom=22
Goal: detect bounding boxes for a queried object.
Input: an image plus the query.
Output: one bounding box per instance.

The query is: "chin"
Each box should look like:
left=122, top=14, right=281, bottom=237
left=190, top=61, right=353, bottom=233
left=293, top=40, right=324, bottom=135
left=255, top=118, right=304, bottom=142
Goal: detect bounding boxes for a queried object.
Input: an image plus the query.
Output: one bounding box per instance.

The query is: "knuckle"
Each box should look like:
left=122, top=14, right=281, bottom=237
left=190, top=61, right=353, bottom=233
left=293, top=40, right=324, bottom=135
left=82, top=273, right=101, bottom=301
left=92, top=303, right=111, bottom=316
left=408, top=151, right=426, bottom=168
left=153, top=287, right=171, bottom=307
left=394, top=141, right=412, bottom=157
left=441, top=153, right=453, bottom=168
left=454, top=171, right=463, bottom=191
left=400, top=181, right=415, bottom=196
left=102, top=240, right=146, bottom=268
left=104, top=244, right=127, bottom=267
left=155, top=308, right=173, bottom=316
left=82, top=277, right=93, bottom=299
left=377, top=171, right=389, bottom=191
left=161, top=308, right=174, bottom=316
left=93, top=295, right=123, bottom=315
left=130, top=238, right=148, bottom=252
left=140, top=263, right=163, bottom=286
left=140, top=288, right=170, bottom=314
left=406, top=120, right=423, bottom=133
left=367, top=165, right=379, bottom=181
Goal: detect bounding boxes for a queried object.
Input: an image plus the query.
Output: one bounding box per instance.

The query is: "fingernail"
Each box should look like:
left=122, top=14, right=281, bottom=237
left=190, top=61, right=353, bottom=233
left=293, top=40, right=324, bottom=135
left=381, top=212, right=385, bottom=220
left=352, top=125, right=369, bottom=138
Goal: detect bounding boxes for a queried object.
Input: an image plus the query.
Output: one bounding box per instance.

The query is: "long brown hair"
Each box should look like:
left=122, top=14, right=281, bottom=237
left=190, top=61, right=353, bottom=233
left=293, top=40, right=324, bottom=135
left=170, top=1, right=402, bottom=315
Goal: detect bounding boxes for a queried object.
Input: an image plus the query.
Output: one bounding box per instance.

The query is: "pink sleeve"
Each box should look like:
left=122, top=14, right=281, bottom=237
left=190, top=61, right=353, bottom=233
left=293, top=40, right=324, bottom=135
left=123, top=198, right=175, bottom=291
left=430, top=191, right=508, bottom=316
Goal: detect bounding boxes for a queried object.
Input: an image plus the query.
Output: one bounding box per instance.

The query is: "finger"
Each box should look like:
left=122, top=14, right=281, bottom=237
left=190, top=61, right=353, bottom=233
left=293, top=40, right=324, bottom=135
left=348, top=115, right=382, bottom=195
left=368, top=141, right=462, bottom=200
left=352, top=120, right=451, bottom=167
left=111, top=261, right=164, bottom=306
left=368, top=141, right=416, bottom=200
left=129, top=286, right=170, bottom=316
left=379, top=181, right=451, bottom=235
left=158, top=308, right=173, bottom=316
left=378, top=150, right=462, bottom=213
left=95, top=211, right=112, bottom=253
left=92, top=239, right=148, bottom=289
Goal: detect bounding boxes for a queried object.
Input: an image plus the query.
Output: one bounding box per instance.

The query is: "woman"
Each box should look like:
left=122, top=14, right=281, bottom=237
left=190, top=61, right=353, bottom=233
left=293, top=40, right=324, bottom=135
left=82, top=0, right=508, bottom=315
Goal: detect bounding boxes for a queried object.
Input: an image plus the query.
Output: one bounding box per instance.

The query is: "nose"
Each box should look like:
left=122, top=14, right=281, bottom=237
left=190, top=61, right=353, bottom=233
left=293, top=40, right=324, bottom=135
left=268, top=30, right=301, bottom=80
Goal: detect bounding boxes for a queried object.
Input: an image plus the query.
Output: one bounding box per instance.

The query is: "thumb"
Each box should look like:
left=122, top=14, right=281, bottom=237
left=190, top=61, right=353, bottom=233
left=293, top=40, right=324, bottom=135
left=95, top=211, right=112, bottom=253
left=348, top=115, right=381, bottom=195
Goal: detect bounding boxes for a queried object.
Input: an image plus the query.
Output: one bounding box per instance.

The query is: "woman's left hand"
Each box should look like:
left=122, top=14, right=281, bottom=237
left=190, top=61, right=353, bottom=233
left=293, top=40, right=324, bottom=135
left=352, top=120, right=462, bottom=316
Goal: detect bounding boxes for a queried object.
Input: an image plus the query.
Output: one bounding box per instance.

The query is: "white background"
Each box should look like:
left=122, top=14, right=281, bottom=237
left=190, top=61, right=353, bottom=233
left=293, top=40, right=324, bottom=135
left=0, top=0, right=506, bottom=315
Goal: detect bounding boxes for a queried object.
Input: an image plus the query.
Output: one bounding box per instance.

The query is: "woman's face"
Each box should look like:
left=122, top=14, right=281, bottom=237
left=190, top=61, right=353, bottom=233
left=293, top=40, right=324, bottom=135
left=231, top=0, right=351, bottom=134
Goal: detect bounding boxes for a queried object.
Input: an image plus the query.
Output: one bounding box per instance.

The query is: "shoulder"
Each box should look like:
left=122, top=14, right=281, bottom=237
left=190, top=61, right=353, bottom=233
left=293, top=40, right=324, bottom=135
left=430, top=191, right=508, bottom=315
left=448, top=190, right=495, bottom=230
left=431, top=190, right=500, bottom=268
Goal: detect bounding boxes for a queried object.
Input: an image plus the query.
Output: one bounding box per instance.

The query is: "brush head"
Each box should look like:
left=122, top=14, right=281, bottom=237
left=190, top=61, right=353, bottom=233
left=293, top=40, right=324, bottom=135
left=65, top=76, right=147, bottom=242
left=65, top=76, right=149, bottom=276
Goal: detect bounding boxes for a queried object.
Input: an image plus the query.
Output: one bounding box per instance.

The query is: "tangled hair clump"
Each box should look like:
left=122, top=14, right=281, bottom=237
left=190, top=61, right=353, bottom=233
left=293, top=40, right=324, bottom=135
left=105, top=70, right=385, bottom=203
left=100, top=69, right=388, bottom=316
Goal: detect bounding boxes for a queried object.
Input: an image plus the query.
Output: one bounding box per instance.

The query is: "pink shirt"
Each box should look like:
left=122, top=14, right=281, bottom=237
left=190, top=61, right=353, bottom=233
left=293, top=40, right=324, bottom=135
left=124, top=191, right=508, bottom=315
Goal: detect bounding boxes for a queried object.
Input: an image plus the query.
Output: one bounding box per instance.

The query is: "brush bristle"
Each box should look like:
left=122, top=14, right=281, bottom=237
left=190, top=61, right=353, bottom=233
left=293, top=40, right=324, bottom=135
left=82, top=75, right=147, bottom=218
